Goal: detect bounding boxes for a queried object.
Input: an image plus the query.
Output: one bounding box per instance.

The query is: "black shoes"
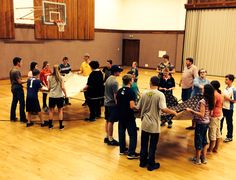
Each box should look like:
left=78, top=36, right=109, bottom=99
left=104, top=137, right=109, bottom=143
left=127, top=152, right=140, bottom=159
left=26, top=122, right=34, bottom=127
left=41, top=121, right=49, bottom=127
left=147, top=163, right=160, bottom=171
left=107, top=139, right=119, bottom=146
left=59, top=125, right=64, bottom=130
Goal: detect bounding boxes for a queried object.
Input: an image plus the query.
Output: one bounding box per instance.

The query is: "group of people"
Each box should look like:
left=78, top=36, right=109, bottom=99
left=8, top=53, right=236, bottom=171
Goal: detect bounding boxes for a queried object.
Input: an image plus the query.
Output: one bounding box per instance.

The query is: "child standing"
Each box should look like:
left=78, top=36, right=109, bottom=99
left=221, top=74, right=236, bottom=142
left=40, top=61, right=52, bottom=112
left=26, top=69, right=48, bottom=127
left=117, top=74, right=139, bottom=159
left=48, top=65, right=67, bottom=130
left=186, top=84, right=215, bottom=165
left=208, top=80, right=223, bottom=153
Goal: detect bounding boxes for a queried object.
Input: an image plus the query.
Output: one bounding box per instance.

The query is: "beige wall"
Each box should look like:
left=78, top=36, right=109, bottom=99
left=0, top=28, right=123, bottom=79
left=123, top=33, right=184, bottom=71
left=0, top=28, right=184, bottom=79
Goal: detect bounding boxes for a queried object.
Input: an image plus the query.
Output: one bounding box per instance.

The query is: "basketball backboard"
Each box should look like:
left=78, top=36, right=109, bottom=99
left=42, top=0, right=66, bottom=25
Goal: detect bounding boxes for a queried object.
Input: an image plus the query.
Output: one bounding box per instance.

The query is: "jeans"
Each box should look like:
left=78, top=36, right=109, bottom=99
left=10, top=87, right=26, bottom=121
left=118, top=118, right=137, bottom=155
left=140, top=130, right=159, bottom=166
left=181, top=87, right=192, bottom=101
left=221, top=108, right=233, bottom=138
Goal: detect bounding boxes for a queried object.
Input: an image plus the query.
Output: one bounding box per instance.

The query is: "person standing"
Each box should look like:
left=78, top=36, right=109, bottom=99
left=117, top=74, right=139, bottom=159
left=221, top=74, right=236, bottom=142
left=48, top=65, right=67, bottom=130
left=131, top=61, right=139, bottom=80
left=78, top=53, right=92, bottom=106
left=104, top=65, right=123, bottom=146
left=9, top=57, right=27, bottom=122
left=26, top=69, right=48, bottom=127
left=59, top=56, right=72, bottom=105
left=136, top=76, right=177, bottom=171
left=83, top=61, right=104, bottom=121
left=102, top=59, right=112, bottom=82
left=186, top=68, right=210, bottom=130
left=158, top=68, right=176, bottom=128
left=40, top=61, right=52, bottom=112
left=157, top=54, right=175, bottom=78
left=179, top=57, right=198, bottom=101
left=208, top=80, right=223, bottom=153
left=186, top=84, right=215, bottom=165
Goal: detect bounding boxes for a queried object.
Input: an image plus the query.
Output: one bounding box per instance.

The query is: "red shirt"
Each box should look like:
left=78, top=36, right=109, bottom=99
left=40, top=68, right=52, bottom=86
left=212, top=91, right=223, bottom=117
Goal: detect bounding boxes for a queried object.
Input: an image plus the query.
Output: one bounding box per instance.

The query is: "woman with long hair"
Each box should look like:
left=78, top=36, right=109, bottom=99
left=208, top=80, right=223, bottom=153
left=186, top=84, right=215, bottom=165
left=48, top=65, right=67, bottom=130
left=40, top=61, right=52, bottom=112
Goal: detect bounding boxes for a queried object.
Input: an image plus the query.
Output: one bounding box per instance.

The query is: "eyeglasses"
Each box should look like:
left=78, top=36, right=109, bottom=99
left=200, top=71, right=206, bottom=73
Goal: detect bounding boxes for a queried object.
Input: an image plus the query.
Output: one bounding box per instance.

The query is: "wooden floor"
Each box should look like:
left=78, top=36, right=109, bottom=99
left=0, top=68, right=236, bottom=180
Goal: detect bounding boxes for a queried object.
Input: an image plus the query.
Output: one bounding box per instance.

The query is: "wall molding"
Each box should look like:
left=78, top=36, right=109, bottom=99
left=185, top=0, right=236, bottom=10
left=13, top=25, right=185, bottom=34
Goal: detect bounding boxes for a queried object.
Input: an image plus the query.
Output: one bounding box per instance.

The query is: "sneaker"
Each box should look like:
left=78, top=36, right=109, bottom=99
left=48, top=124, right=53, bottom=129
left=191, top=157, right=201, bottom=165
left=119, top=148, right=128, bottom=155
left=26, top=122, right=34, bottom=127
left=10, top=117, right=18, bottom=122
left=168, top=124, right=172, bottom=128
left=223, top=138, right=233, bottom=142
left=41, top=121, right=49, bottom=127
left=147, top=163, right=160, bottom=171
left=104, top=137, right=109, bottom=143
left=201, top=158, right=207, bottom=164
left=194, top=159, right=201, bottom=165
left=59, top=125, right=64, bottom=130
left=127, top=152, right=140, bottom=159
left=43, top=107, right=49, bottom=113
left=107, top=139, right=119, bottom=146
left=185, top=126, right=195, bottom=130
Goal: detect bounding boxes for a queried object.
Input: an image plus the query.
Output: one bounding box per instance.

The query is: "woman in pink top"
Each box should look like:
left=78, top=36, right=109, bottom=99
left=186, top=84, right=215, bottom=165
left=208, top=81, right=223, bottom=153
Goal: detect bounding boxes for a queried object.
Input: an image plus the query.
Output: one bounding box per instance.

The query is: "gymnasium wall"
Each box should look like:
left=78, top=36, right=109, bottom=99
left=122, top=32, right=184, bottom=71
left=0, top=28, right=123, bottom=79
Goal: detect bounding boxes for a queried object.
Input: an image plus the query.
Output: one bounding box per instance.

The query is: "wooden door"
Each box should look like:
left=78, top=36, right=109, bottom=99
left=122, top=39, right=140, bottom=66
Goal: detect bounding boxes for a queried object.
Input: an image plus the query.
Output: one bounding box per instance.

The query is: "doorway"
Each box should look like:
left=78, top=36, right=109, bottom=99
left=122, top=39, right=140, bottom=66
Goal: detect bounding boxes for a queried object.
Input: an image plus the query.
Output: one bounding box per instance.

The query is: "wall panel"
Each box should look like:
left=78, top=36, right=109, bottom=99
left=0, top=0, right=15, bottom=39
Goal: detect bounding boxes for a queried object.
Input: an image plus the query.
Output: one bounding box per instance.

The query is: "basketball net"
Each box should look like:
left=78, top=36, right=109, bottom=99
left=55, top=20, right=66, bottom=32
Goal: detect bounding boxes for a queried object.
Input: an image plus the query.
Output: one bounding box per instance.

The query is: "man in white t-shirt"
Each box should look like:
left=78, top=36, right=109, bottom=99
left=221, top=74, right=236, bottom=142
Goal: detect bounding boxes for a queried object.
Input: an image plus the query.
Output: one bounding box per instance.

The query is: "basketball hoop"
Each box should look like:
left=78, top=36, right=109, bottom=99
left=55, top=20, right=66, bottom=32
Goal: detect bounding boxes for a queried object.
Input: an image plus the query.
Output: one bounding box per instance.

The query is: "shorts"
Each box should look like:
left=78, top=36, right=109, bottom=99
left=105, top=106, right=119, bottom=122
left=49, top=97, right=64, bottom=109
left=26, top=97, right=41, bottom=113
left=208, top=117, right=222, bottom=141
left=194, top=123, right=208, bottom=150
